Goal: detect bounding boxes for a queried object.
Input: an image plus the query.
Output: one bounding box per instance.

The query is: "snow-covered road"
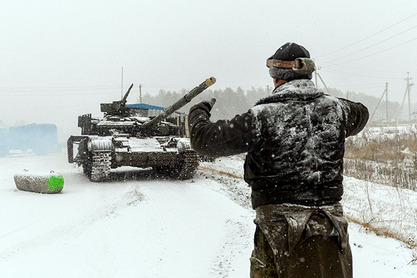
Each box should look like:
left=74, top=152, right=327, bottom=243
left=0, top=152, right=253, bottom=277
left=0, top=152, right=415, bottom=277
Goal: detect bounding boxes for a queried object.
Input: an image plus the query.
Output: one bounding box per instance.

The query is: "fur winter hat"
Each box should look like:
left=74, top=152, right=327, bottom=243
left=267, top=42, right=313, bottom=81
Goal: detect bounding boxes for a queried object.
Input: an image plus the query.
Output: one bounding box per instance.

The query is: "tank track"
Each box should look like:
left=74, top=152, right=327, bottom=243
left=153, top=150, right=199, bottom=180
left=177, top=150, right=199, bottom=180
left=83, top=152, right=111, bottom=182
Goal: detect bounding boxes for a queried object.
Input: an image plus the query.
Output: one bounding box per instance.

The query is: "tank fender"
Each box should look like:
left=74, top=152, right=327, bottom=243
left=88, top=137, right=114, bottom=152
left=67, top=135, right=89, bottom=163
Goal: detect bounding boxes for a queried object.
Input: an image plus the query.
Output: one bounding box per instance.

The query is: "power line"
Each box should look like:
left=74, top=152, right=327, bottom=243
left=335, top=84, right=385, bottom=90
left=0, top=92, right=117, bottom=97
left=319, top=61, right=405, bottom=74
left=141, top=84, right=187, bottom=90
left=320, top=69, right=404, bottom=80
left=0, top=86, right=119, bottom=92
left=316, top=12, right=417, bottom=58
left=0, top=84, right=187, bottom=95
left=324, top=23, right=417, bottom=63
left=327, top=37, right=417, bottom=65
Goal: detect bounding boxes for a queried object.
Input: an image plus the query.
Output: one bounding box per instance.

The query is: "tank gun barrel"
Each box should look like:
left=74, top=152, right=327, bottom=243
left=143, top=77, right=216, bottom=128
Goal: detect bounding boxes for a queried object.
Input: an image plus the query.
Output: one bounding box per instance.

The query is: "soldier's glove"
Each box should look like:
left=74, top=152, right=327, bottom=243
left=189, top=98, right=216, bottom=119
left=201, top=98, right=216, bottom=112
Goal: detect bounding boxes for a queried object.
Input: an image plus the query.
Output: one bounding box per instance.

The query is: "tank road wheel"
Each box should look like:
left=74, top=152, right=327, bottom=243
left=83, top=152, right=111, bottom=182
left=175, top=150, right=199, bottom=180
left=82, top=157, right=92, bottom=177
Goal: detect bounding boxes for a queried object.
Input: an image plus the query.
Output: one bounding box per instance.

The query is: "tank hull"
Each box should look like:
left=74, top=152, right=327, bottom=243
left=67, top=136, right=198, bottom=181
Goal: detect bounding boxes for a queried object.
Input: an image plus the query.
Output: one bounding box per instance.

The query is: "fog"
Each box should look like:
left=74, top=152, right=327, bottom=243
left=1, top=0, right=417, bottom=140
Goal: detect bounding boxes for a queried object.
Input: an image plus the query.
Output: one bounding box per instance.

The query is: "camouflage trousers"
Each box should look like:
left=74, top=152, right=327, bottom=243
left=250, top=203, right=352, bottom=278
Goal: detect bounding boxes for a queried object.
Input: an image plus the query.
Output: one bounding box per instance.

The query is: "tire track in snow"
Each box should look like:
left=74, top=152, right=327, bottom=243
left=195, top=169, right=254, bottom=277
left=0, top=188, right=144, bottom=263
left=209, top=217, right=253, bottom=278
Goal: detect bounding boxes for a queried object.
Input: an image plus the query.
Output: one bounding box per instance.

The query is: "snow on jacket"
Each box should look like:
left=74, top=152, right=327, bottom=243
left=189, top=79, right=369, bottom=209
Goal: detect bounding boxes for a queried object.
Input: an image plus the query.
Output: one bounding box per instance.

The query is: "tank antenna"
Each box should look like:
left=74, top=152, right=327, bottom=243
left=121, top=67, right=124, bottom=99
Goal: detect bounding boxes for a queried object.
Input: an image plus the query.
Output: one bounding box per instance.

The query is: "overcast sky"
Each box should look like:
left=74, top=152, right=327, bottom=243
left=1, top=0, right=417, bottom=137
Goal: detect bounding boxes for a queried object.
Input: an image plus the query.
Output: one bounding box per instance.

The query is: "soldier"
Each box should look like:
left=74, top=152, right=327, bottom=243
left=188, top=42, right=369, bottom=277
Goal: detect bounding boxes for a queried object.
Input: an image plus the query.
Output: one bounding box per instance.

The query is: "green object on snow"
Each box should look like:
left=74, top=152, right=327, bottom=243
left=48, top=175, right=64, bottom=192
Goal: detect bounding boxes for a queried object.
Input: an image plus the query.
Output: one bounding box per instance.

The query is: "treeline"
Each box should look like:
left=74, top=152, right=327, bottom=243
left=140, top=87, right=270, bottom=121
left=139, top=85, right=406, bottom=123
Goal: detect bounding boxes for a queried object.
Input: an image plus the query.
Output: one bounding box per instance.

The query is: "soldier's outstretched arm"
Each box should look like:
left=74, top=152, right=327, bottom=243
left=188, top=100, right=261, bottom=157
left=339, top=98, right=369, bottom=136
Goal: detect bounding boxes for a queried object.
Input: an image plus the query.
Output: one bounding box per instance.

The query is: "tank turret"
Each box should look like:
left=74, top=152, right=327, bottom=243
left=100, top=83, right=134, bottom=116
left=77, top=77, right=216, bottom=137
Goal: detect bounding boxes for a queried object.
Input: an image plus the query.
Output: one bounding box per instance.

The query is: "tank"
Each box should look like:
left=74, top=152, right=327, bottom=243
left=67, top=77, right=216, bottom=182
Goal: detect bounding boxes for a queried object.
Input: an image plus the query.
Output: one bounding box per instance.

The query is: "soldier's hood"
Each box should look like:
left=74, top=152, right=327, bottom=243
left=256, top=79, right=324, bottom=105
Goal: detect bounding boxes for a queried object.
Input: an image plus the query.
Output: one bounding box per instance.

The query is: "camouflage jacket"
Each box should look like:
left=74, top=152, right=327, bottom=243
left=189, top=79, right=369, bottom=208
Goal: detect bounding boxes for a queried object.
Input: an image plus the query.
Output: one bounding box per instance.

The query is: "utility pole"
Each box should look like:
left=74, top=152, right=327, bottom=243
left=314, top=66, right=321, bottom=89
left=316, top=71, right=331, bottom=95
left=313, top=66, right=331, bottom=95
left=385, top=82, right=389, bottom=122
left=139, top=84, right=143, bottom=103
left=266, top=85, right=270, bottom=95
left=370, top=84, right=388, bottom=123
left=399, top=73, right=414, bottom=122
left=406, top=72, right=414, bottom=121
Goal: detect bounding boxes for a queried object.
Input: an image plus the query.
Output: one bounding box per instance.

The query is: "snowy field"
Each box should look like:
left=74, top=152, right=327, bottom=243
left=0, top=152, right=416, bottom=277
